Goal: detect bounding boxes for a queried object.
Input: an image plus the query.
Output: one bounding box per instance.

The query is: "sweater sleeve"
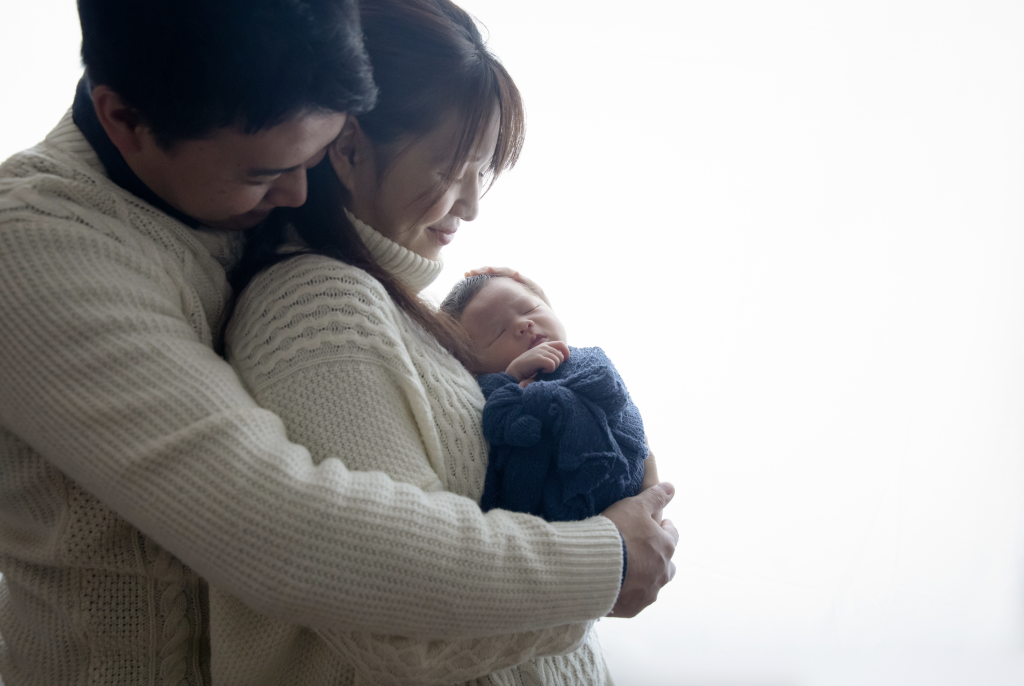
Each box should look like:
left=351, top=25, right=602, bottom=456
left=224, top=255, right=597, bottom=681
left=319, top=622, right=593, bottom=686
left=0, top=215, right=624, bottom=639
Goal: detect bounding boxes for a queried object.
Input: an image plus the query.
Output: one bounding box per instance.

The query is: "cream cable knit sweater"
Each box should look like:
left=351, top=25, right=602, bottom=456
left=217, top=220, right=611, bottom=685
left=0, top=110, right=623, bottom=686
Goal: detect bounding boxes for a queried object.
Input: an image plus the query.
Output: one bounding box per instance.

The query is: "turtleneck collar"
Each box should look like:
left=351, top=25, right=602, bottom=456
left=344, top=208, right=444, bottom=293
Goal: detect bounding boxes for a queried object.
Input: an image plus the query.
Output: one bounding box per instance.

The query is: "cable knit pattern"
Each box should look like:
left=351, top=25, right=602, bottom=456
left=218, top=245, right=611, bottom=685
left=0, top=109, right=624, bottom=685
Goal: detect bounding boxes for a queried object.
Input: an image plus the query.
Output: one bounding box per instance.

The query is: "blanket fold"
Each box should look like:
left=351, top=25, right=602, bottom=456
left=479, top=346, right=647, bottom=521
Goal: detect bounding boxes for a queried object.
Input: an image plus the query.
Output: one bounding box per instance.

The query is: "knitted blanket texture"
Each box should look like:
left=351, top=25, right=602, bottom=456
left=479, top=346, right=647, bottom=521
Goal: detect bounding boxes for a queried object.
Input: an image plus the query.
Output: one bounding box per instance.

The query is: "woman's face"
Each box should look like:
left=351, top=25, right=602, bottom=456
left=333, top=108, right=501, bottom=261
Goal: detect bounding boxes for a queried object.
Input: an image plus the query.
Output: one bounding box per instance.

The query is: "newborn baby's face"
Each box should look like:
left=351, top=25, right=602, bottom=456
left=460, top=278, right=567, bottom=374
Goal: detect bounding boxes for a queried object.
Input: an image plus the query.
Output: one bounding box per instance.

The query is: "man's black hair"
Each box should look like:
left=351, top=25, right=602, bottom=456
left=78, top=0, right=378, bottom=147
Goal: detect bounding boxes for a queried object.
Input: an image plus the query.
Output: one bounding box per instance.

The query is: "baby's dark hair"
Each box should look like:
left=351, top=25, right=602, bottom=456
left=440, top=273, right=546, bottom=320
left=440, top=274, right=493, bottom=319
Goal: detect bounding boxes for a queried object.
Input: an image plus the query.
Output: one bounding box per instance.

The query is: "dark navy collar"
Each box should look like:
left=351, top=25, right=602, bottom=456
left=72, top=77, right=201, bottom=229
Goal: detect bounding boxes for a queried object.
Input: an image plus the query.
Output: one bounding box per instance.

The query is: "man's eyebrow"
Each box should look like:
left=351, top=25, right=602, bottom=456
left=247, top=164, right=303, bottom=177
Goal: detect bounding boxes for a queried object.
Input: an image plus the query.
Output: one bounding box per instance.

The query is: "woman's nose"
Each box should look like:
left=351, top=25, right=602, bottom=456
left=451, top=177, right=481, bottom=221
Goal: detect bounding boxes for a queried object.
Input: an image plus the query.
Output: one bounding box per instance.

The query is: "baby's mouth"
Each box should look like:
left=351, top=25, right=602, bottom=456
left=528, top=335, right=546, bottom=349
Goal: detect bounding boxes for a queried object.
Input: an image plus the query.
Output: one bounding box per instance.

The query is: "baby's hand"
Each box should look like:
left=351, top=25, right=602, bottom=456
left=506, top=342, right=570, bottom=385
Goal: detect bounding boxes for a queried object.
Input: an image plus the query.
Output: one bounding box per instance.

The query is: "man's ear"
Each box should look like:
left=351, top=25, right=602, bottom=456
left=328, top=116, right=368, bottom=191
left=91, top=85, right=149, bottom=155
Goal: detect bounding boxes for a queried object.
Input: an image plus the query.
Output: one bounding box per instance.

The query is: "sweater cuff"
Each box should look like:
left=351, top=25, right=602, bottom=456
left=540, top=515, right=625, bottom=620
left=620, top=533, right=628, bottom=586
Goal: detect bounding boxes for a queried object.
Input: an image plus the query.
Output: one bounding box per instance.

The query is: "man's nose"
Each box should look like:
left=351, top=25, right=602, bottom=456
left=267, top=167, right=309, bottom=208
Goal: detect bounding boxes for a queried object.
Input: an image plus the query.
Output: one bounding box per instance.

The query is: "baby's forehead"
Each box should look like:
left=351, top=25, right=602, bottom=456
left=481, top=276, right=535, bottom=302
left=460, top=277, right=539, bottom=328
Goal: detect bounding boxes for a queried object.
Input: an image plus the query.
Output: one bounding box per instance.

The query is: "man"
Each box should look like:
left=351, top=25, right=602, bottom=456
left=0, top=0, right=677, bottom=682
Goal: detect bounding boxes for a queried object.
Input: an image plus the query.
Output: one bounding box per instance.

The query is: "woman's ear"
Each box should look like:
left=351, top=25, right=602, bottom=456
left=328, top=116, right=367, bottom=191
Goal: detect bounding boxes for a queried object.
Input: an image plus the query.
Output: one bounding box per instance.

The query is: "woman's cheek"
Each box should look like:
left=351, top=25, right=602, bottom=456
left=425, top=191, right=458, bottom=223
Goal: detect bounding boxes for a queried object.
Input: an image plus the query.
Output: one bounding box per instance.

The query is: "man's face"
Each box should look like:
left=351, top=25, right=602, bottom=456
left=460, top=277, right=568, bottom=374
left=130, top=112, right=347, bottom=230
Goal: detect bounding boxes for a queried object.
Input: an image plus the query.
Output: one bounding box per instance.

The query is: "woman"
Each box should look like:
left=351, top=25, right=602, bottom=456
left=215, top=0, right=616, bottom=683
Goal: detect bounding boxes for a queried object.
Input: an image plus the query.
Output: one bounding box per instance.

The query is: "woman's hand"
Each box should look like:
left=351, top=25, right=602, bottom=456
left=465, top=266, right=552, bottom=306
left=641, top=441, right=659, bottom=492
left=506, top=341, right=569, bottom=384
left=641, top=439, right=662, bottom=519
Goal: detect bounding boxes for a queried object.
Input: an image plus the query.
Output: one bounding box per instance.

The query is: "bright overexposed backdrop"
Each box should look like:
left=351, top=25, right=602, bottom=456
left=3, top=1, right=1024, bottom=684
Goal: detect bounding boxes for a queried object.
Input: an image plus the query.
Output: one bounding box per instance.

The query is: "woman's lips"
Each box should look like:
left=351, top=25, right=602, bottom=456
left=429, top=227, right=456, bottom=245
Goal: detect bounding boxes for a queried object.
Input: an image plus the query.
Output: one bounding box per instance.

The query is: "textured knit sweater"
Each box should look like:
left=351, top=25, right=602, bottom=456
left=0, top=109, right=624, bottom=686
left=479, top=347, right=648, bottom=522
left=216, top=215, right=612, bottom=685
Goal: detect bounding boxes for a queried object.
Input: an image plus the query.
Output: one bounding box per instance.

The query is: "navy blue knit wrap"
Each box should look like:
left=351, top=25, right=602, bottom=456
left=478, top=346, right=647, bottom=521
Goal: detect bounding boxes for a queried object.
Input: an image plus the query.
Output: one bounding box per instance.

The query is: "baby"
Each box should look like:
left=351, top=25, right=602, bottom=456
left=441, top=274, right=648, bottom=521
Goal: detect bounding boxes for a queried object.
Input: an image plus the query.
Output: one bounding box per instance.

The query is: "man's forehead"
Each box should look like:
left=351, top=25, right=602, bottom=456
left=213, top=112, right=346, bottom=165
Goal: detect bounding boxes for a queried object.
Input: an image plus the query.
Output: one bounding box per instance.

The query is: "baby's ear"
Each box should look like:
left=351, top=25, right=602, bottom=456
left=328, top=117, right=365, bottom=190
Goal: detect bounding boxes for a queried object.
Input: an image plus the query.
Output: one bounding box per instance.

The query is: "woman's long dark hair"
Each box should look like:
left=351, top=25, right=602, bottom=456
left=227, top=0, right=525, bottom=366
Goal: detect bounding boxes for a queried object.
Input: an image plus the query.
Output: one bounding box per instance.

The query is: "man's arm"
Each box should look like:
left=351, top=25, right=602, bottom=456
left=0, top=214, right=674, bottom=636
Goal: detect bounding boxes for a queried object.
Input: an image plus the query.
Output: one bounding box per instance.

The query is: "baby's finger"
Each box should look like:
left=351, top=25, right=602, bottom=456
left=534, top=342, right=563, bottom=360
left=547, top=341, right=570, bottom=360
left=539, top=351, right=563, bottom=373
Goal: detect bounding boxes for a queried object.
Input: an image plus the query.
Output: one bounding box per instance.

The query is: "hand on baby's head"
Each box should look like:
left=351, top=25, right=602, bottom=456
left=442, top=273, right=568, bottom=379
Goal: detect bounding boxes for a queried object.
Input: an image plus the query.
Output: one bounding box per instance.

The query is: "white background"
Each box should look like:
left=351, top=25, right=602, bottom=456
left=3, top=1, right=1024, bottom=684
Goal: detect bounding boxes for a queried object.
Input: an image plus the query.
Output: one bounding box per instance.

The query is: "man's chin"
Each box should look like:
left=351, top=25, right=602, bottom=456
left=206, top=209, right=273, bottom=232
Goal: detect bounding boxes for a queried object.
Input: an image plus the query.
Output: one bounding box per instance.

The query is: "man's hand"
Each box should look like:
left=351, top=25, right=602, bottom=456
left=601, top=482, right=678, bottom=618
left=506, top=341, right=569, bottom=384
